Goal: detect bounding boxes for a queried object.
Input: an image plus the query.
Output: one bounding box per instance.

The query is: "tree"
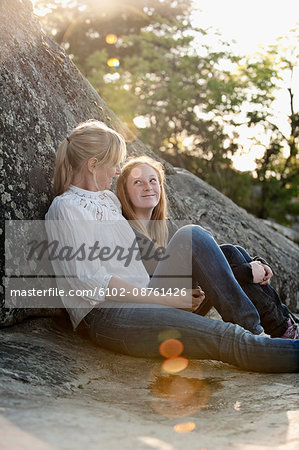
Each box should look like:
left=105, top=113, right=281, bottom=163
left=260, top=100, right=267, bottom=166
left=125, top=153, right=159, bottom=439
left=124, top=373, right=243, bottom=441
left=33, top=1, right=298, bottom=225
left=35, top=0, right=244, bottom=177
left=91, top=21, right=245, bottom=176
left=235, top=29, right=299, bottom=222
left=33, top=0, right=190, bottom=65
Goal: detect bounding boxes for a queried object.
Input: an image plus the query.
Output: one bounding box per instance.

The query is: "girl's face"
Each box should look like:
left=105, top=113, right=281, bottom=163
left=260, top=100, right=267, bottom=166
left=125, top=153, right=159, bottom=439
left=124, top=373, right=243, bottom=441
left=126, top=164, right=161, bottom=215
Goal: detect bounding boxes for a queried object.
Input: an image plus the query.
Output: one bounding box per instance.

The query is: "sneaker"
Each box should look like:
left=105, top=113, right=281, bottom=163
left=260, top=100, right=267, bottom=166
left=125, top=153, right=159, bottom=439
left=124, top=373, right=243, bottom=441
left=280, top=316, right=299, bottom=339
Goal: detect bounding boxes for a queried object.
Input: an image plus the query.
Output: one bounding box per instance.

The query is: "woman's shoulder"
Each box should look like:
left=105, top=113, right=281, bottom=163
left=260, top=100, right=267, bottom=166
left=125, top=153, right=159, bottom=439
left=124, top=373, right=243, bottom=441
left=46, top=188, right=122, bottom=221
left=105, top=190, right=122, bottom=209
left=45, top=191, right=88, bottom=220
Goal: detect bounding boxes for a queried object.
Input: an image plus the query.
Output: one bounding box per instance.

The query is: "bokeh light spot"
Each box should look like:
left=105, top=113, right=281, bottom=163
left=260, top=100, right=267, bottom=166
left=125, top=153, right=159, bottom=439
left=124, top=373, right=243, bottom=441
left=149, top=361, right=209, bottom=418
left=159, top=339, right=184, bottom=358
left=162, top=357, right=188, bottom=374
left=105, top=33, right=118, bottom=45
left=174, top=422, right=196, bottom=433
left=107, top=58, right=120, bottom=68
left=157, top=329, right=182, bottom=342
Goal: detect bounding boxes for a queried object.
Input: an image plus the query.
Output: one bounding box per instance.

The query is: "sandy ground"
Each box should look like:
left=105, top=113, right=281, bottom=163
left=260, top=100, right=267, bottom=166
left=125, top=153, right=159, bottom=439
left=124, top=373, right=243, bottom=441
left=0, top=317, right=298, bottom=450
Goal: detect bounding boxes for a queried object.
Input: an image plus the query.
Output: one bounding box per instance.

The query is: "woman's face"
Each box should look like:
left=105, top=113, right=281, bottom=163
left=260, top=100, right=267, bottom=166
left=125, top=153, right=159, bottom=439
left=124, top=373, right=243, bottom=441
left=126, top=164, right=161, bottom=216
left=94, top=163, right=121, bottom=190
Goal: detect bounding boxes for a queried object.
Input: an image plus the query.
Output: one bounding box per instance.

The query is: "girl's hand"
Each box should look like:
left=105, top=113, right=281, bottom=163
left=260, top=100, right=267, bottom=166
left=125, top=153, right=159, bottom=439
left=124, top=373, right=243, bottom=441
left=259, top=264, right=273, bottom=285
left=250, top=261, right=273, bottom=285
left=250, top=261, right=266, bottom=284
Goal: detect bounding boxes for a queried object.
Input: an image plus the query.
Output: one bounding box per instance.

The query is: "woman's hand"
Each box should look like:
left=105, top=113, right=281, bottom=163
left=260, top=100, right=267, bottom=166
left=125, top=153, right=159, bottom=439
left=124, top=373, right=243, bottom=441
left=107, top=276, right=206, bottom=311
left=178, top=286, right=205, bottom=312
left=250, top=261, right=273, bottom=285
left=192, top=286, right=205, bottom=310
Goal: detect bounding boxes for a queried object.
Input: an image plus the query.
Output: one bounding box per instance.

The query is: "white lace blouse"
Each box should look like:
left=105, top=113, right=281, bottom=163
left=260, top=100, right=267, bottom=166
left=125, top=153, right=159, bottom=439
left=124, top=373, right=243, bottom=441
left=45, top=185, right=150, bottom=329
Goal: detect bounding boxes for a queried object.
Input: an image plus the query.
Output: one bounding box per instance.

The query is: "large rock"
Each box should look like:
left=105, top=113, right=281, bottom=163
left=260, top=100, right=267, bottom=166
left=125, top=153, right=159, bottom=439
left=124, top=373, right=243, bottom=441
left=168, top=169, right=299, bottom=311
left=0, top=3, right=298, bottom=447
left=1, top=317, right=298, bottom=449
left=0, top=0, right=298, bottom=329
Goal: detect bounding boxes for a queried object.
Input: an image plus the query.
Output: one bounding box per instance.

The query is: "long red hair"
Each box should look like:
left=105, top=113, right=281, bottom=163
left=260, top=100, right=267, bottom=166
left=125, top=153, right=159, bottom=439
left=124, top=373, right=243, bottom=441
left=117, top=156, right=169, bottom=247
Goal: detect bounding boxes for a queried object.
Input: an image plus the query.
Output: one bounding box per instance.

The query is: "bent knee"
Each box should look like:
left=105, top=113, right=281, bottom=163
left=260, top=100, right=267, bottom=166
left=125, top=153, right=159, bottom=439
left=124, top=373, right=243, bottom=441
left=220, top=244, right=236, bottom=254
left=191, top=224, right=212, bottom=239
left=172, top=224, right=213, bottom=247
left=220, top=244, right=240, bottom=261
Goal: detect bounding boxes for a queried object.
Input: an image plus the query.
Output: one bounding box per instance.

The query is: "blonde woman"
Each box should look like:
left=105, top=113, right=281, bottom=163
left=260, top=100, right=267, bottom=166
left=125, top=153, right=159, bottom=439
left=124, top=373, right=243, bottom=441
left=45, top=120, right=299, bottom=372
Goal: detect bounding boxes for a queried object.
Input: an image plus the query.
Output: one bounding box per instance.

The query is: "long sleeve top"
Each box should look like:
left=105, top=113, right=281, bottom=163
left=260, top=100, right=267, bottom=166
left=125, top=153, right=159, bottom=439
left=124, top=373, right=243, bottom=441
left=45, top=185, right=150, bottom=329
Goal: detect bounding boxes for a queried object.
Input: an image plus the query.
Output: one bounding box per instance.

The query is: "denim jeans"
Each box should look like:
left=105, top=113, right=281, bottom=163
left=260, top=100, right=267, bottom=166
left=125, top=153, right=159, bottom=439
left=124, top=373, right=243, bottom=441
left=220, top=244, right=293, bottom=337
left=82, top=304, right=299, bottom=373
left=150, top=225, right=263, bottom=334
left=81, top=225, right=299, bottom=372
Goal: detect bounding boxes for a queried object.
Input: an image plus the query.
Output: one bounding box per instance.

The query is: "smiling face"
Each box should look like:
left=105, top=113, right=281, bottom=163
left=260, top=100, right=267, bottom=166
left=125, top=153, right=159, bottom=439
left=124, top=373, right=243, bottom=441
left=126, top=164, right=161, bottom=218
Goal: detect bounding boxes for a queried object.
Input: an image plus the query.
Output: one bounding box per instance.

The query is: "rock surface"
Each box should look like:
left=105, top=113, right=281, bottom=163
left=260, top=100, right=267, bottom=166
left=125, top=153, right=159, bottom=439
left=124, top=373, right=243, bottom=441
left=1, top=317, right=298, bottom=450
left=1, top=0, right=298, bottom=326
left=1, top=0, right=298, bottom=328
left=1, top=2, right=299, bottom=448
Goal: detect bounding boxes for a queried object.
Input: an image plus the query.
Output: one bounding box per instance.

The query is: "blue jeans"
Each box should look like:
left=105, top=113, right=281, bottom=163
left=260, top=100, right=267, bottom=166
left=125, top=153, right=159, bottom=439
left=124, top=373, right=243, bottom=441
left=82, top=304, right=299, bottom=372
left=220, top=244, right=294, bottom=337
left=81, top=225, right=299, bottom=372
left=150, top=225, right=263, bottom=334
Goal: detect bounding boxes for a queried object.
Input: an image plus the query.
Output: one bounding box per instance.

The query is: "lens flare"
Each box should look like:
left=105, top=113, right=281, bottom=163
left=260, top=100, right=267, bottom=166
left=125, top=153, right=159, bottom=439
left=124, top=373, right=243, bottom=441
left=162, top=357, right=188, bottom=374
left=105, top=33, right=118, bottom=45
left=174, top=422, right=196, bottom=433
left=149, top=372, right=210, bottom=418
left=157, top=329, right=182, bottom=342
left=107, top=58, right=120, bottom=68
left=149, top=361, right=209, bottom=418
left=159, top=339, right=184, bottom=358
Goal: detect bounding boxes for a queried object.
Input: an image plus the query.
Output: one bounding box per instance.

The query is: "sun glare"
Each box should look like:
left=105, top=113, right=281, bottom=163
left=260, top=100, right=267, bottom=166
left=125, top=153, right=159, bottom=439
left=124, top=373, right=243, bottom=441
left=174, top=422, right=196, bottom=433
left=105, top=33, right=118, bottom=45
left=31, top=0, right=51, bottom=16
left=30, top=0, right=298, bottom=170
left=191, top=0, right=299, bottom=171
left=232, top=153, right=258, bottom=172
left=133, top=116, right=150, bottom=128
left=191, top=0, right=299, bottom=55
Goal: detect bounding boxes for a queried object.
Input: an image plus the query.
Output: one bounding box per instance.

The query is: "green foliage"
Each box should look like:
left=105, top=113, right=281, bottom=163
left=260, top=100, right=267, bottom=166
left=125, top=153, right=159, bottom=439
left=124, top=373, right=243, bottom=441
left=34, top=0, right=299, bottom=226
left=235, top=30, right=299, bottom=223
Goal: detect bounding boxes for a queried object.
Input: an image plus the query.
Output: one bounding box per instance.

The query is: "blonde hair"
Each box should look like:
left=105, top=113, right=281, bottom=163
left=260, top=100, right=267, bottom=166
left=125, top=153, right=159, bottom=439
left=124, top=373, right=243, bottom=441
left=117, top=156, right=169, bottom=247
left=53, top=120, right=127, bottom=196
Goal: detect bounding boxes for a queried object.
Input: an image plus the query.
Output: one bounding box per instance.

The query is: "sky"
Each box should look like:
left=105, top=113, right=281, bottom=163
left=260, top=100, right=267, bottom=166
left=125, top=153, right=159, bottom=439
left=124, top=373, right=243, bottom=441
left=31, top=0, right=299, bottom=171
left=191, top=0, right=299, bottom=170
left=191, top=0, right=299, bottom=55
left=31, top=0, right=299, bottom=50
